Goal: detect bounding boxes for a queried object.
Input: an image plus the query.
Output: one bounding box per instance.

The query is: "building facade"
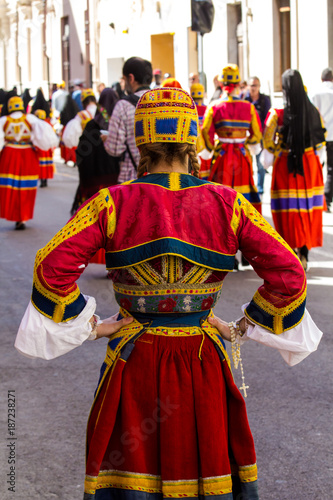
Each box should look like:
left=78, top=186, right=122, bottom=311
left=0, top=0, right=332, bottom=104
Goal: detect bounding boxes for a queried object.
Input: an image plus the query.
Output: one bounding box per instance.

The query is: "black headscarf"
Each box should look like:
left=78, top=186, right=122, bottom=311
left=21, top=88, right=32, bottom=112
left=60, top=95, right=79, bottom=126
left=94, top=88, right=119, bottom=130
left=0, top=89, right=6, bottom=105
left=281, top=69, right=325, bottom=176
left=1, top=89, right=18, bottom=116
left=31, top=88, right=50, bottom=117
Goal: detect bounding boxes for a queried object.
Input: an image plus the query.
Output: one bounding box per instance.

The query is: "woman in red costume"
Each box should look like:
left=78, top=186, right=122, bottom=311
left=34, top=109, right=57, bottom=187
left=16, top=88, right=322, bottom=499
left=0, top=96, right=58, bottom=229
left=190, top=82, right=213, bottom=180
left=202, top=64, right=262, bottom=213
left=261, top=69, right=326, bottom=271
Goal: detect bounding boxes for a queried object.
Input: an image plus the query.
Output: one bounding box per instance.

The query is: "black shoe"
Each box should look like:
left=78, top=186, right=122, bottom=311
left=15, top=221, right=26, bottom=230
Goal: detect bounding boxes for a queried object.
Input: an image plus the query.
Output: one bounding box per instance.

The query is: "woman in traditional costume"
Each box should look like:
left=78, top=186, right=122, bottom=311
left=202, top=64, right=262, bottom=213
left=261, top=69, right=326, bottom=271
left=21, top=88, right=32, bottom=112
left=0, top=96, right=58, bottom=229
left=62, top=89, right=97, bottom=150
left=59, top=95, right=79, bottom=165
left=30, top=88, right=51, bottom=118
left=34, top=109, right=58, bottom=187
left=190, top=82, right=212, bottom=180
left=16, top=88, right=322, bottom=499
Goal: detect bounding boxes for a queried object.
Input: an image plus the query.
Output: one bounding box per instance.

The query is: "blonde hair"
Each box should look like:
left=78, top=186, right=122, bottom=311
left=137, top=143, right=200, bottom=178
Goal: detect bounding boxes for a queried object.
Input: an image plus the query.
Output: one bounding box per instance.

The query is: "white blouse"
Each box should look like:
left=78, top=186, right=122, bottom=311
left=15, top=297, right=323, bottom=366
left=62, top=104, right=97, bottom=149
left=0, top=112, right=59, bottom=151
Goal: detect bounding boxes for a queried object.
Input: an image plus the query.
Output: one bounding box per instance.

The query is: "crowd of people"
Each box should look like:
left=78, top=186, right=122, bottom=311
left=1, top=55, right=328, bottom=499
left=0, top=60, right=330, bottom=273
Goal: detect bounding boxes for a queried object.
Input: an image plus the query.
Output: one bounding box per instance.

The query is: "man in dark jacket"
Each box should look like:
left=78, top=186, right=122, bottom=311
left=245, top=76, right=271, bottom=194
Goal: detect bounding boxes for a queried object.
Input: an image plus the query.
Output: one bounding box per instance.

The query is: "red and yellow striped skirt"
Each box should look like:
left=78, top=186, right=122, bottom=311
left=271, top=149, right=325, bottom=249
left=0, top=144, right=39, bottom=222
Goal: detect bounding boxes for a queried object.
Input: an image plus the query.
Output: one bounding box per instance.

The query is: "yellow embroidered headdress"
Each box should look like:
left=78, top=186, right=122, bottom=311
left=81, top=88, right=95, bottom=102
left=134, top=88, right=198, bottom=146
left=8, top=96, right=24, bottom=113
left=190, top=83, right=205, bottom=100
left=34, top=109, right=46, bottom=120
left=57, top=80, right=66, bottom=89
left=218, top=64, right=240, bottom=84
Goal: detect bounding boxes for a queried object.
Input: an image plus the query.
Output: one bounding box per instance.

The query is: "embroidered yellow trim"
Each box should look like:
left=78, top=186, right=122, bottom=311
left=246, top=285, right=307, bottom=335
left=230, top=195, right=242, bottom=235
left=238, top=464, right=258, bottom=483
left=271, top=187, right=324, bottom=198
left=113, top=282, right=223, bottom=296
left=85, top=470, right=233, bottom=496
left=168, top=172, right=181, bottom=191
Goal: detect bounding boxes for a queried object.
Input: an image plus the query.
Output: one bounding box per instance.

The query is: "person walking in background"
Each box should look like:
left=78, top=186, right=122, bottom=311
left=21, top=88, right=32, bottom=112
left=15, top=88, right=322, bottom=500
left=244, top=76, right=271, bottom=195
left=59, top=95, right=80, bottom=165
left=73, top=89, right=120, bottom=212
left=31, top=88, right=51, bottom=120
left=51, top=81, right=69, bottom=119
left=71, top=88, right=120, bottom=265
left=72, top=79, right=84, bottom=111
left=261, top=69, right=326, bottom=271
left=239, top=80, right=248, bottom=99
left=202, top=64, right=262, bottom=213
left=209, top=74, right=222, bottom=102
left=111, top=80, right=126, bottom=99
left=34, top=109, right=59, bottom=187
left=62, top=89, right=97, bottom=149
left=104, top=57, right=152, bottom=183
left=0, top=96, right=58, bottom=229
left=150, top=68, right=162, bottom=89
left=311, top=67, right=333, bottom=212
left=191, top=82, right=212, bottom=179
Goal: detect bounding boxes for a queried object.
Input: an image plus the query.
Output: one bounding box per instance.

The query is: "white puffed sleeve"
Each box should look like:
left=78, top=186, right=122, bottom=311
left=247, top=143, right=261, bottom=156
left=26, top=114, right=59, bottom=150
left=239, top=305, right=323, bottom=366
left=62, top=115, right=83, bottom=148
left=15, top=295, right=98, bottom=360
left=260, top=148, right=275, bottom=169
left=0, top=115, right=7, bottom=151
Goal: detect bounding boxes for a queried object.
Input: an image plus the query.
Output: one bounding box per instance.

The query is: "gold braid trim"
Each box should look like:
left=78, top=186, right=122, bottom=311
left=246, top=284, right=307, bottom=335
left=238, top=194, right=295, bottom=254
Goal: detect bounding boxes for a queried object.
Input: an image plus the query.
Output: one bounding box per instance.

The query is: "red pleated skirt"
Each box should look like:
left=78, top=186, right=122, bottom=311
left=36, top=148, right=55, bottom=179
left=0, top=145, right=39, bottom=222
left=60, top=128, right=76, bottom=163
left=271, top=149, right=324, bottom=249
left=85, top=332, right=257, bottom=498
left=208, top=143, right=261, bottom=213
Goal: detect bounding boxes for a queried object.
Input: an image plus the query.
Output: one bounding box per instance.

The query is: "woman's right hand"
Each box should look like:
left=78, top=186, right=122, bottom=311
left=95, top=314, right=134, bottom=339
left=208, top=316, right=232, bottom=342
